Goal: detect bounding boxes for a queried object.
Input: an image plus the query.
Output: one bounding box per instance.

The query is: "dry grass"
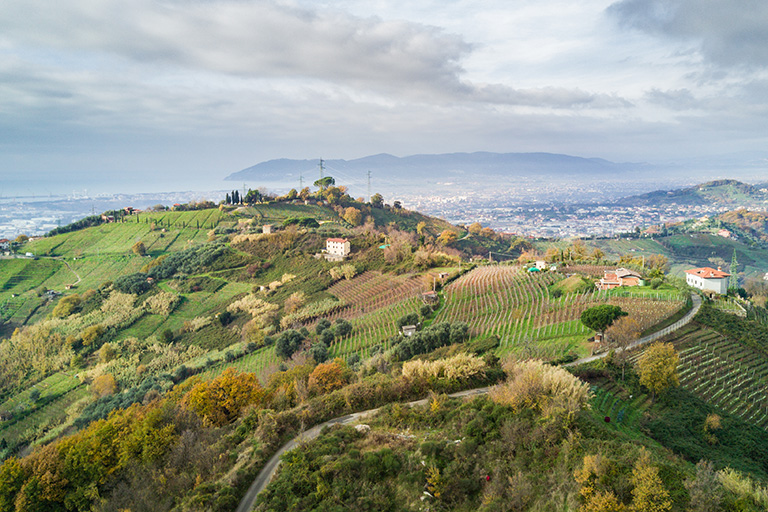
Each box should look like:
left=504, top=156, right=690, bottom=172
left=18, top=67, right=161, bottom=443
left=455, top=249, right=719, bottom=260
left=489, top=359, right=591, bottom=422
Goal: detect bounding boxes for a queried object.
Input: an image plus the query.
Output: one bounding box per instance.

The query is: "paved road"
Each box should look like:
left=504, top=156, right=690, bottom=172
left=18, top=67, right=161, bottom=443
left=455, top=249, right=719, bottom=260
left=565, top=292, right=702, bottom=367
left=236, top=293, right=702, bottom=512
left=234, top=387, right=490, bottom=512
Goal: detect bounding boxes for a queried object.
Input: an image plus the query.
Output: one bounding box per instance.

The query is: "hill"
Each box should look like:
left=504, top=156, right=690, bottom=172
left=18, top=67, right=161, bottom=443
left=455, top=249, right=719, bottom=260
left=3, top=194, right=768, bottom=511
left=225, top=151, right=652, bottom=183
left=615, top=179, right=768, bottom=208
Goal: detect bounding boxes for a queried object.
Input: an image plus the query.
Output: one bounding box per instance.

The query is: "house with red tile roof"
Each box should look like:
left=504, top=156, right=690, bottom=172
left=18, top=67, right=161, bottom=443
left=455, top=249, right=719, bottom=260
left=596, top=268, right=643, bottom=290
left=325, top=238, right=350, bottom=261
left=685, top=267, right=730, bottom=294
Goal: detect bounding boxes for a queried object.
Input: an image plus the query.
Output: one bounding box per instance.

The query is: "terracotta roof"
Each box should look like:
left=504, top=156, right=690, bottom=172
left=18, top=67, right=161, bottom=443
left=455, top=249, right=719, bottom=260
left=614, top=268, right=641, bottom=278
left=686, top=267, right=730, bottom=279
left=327, top=238, right=348, bottom=243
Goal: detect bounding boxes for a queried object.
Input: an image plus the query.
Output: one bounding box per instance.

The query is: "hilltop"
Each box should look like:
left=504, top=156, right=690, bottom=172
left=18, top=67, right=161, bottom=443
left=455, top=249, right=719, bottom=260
left=614, top=179, right=768, bottom=208
left=2, top=188, right=768, bottom=511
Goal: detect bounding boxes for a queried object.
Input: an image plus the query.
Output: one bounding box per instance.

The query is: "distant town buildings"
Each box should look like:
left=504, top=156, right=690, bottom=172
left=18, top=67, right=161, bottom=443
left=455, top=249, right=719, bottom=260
left=686, top=267, right=730, bottom=294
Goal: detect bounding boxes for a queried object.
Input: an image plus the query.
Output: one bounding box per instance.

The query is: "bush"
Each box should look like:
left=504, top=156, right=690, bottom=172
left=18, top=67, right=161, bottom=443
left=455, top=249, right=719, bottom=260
left=489, top=360, right=591, bottom=426
left=275, top=329, right=304, bottom=359
left=114, top=273, right=153, bottom=294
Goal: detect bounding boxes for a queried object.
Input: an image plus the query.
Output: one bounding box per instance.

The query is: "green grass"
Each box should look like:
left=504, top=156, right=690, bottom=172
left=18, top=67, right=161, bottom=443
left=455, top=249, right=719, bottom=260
left=0, top=385, right=88, bottom=450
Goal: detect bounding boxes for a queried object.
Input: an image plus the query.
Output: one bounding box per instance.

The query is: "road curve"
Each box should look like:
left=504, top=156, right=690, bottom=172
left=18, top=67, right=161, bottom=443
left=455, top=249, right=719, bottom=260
left=566, top=292, right=702, bottom=367
left=235, top=387, right=490, bottom=512
left=236, top=293, right=702, bottom=511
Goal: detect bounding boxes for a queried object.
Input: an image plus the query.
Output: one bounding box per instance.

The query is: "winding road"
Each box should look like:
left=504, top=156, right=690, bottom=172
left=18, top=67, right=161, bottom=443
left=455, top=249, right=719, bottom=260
left=235, top=292, right=702, bottom=512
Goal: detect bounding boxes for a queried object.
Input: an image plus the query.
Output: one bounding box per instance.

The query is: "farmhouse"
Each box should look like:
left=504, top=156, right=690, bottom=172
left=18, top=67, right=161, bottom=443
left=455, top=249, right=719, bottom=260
left=596, top=268, right=643, bottom=290
left=686, top=267, right=730, bottom=295
left=0, top=239, right=9, bottom=251
left=325, top=238, right=350, bottom=261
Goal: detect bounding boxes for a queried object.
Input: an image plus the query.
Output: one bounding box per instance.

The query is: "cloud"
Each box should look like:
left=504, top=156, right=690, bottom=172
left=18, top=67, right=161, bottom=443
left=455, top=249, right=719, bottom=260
left=473, top=84, right=632, bottom=109
left=607, top=0, right=768, bottom=69
left=0, top=0, right=626, bottom=109
left=0, top=0, right=471, bottom=95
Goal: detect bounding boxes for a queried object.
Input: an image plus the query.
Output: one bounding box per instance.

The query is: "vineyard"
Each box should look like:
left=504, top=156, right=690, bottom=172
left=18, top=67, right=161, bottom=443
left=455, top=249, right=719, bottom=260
left=670, top=324, right=768, bottom=430
left=320, top=271, right=426, bottom=359
left=0, top=381, right=88, bottom=448
left=434, top=265, right=686, bottom=359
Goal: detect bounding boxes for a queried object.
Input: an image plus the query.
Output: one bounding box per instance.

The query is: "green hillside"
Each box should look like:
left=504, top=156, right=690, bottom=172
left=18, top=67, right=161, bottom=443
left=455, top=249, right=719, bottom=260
left=616, top=179, right=768, bottom=208
left=2, top=195, right=768, bottom=511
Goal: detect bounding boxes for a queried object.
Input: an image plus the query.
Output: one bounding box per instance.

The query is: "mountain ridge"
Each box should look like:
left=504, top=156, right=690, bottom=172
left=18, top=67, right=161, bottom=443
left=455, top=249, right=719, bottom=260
left=225, top=151, right=653, bottom=182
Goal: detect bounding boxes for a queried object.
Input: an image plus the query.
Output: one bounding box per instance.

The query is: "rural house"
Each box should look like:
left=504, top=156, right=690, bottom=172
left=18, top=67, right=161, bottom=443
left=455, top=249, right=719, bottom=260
left=686, top=267, right=730, bottom=294
left=596, top=268, right=643, bottom=290
left=325, top=238, right=350, bottom=261
left=0, top=239, right=9, bottom=251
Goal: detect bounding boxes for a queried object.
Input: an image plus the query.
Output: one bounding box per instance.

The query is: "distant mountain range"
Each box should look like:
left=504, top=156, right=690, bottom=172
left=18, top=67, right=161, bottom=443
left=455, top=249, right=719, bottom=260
left=224, top=152, right=653, bottom=183
left=614, top=179, right=768, bottom=208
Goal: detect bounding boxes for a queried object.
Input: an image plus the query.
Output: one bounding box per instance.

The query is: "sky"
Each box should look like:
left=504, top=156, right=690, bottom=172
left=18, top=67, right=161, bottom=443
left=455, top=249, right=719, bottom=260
left=2, top=0, right=768, bottom=193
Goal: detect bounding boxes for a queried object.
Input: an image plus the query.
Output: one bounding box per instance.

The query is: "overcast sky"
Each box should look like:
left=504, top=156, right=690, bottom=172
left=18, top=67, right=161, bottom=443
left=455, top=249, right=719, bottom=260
left=2, top=0, right=768, bottom=190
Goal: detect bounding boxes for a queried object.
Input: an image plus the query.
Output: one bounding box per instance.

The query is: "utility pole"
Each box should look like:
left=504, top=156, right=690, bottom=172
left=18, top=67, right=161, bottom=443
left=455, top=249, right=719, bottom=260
left=367, top=170, right=372, bottom=202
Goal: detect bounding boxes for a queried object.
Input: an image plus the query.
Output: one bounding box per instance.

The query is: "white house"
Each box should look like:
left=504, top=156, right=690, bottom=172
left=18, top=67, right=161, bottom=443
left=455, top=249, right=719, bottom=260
left=686, top=267, right=730, bottom=294
left=0, top=239, right=9, bottom=251
left=325, top=238, right=350, bottom=261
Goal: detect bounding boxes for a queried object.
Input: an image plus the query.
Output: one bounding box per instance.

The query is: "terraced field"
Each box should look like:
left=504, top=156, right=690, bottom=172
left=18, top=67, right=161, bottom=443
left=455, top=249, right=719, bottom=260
left=590, top=383, right=652, bottom=431
left=434, top=265, right=686, bottom=359
left=671, top=325, right=768, bottom=429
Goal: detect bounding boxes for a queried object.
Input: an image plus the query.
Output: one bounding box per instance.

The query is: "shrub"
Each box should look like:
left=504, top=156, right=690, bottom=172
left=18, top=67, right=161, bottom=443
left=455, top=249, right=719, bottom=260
left=308, top=360, right=349, bottom=395
left=489, top=359, right=591, bottom=424
left=52, top=294, right=82, bottom=318
left=144, top=291, right=181, bottom=315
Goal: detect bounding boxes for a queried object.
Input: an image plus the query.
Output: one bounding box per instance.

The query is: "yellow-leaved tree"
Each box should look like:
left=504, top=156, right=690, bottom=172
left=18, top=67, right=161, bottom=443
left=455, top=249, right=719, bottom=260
left=636, top=342, right=679, bottom=402
left=183, top=368, right=268, bottom=426
left=630, top=450, right=672, bottom=512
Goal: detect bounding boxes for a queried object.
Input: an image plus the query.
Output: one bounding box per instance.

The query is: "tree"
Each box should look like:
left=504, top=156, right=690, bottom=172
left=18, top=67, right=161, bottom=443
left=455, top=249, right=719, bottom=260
left=646, top=254, right=669, bottom=274
left=307, top=360, right=349, bottom=395
left=91, top=374, right=117, bottom=398
left=436, top=230, right=458, bottom=246
left=343, top=207, right=363, bottom=226
left=275, top=329, right=304, bottom=359
left=685, top=460, right=723, bottom=512
left=132, top=241, right=146, bottom=256
left=315, top=319, right=331, bottom=335
left=334, top=318, right=353, bottom=338
left=580, top=305, right=627, bottom=338
left=606, top=317, right=641, bottom=380
left=591, top=248, right=605, bottom=262
left=314, top=176, right=335, bottom=191
left=729, top=249, right=739, bottom=291
left=244, top=188, right=262, bottom=204
left=183, top=368, right=267, bottom=426
left=370, top=193, right=384, bottom=208
left=636, top=342, right=679, bottom=402
left=52, top=294, right=82, bottom=318
left=468, top=222, right=482, bottom=235
left=630, top=450, right=672, bottom=512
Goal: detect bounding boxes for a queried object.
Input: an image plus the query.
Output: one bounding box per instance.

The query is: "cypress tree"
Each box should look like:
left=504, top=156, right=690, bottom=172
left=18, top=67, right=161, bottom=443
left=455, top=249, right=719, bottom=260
left=729, top=249, right=738, bottom=290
